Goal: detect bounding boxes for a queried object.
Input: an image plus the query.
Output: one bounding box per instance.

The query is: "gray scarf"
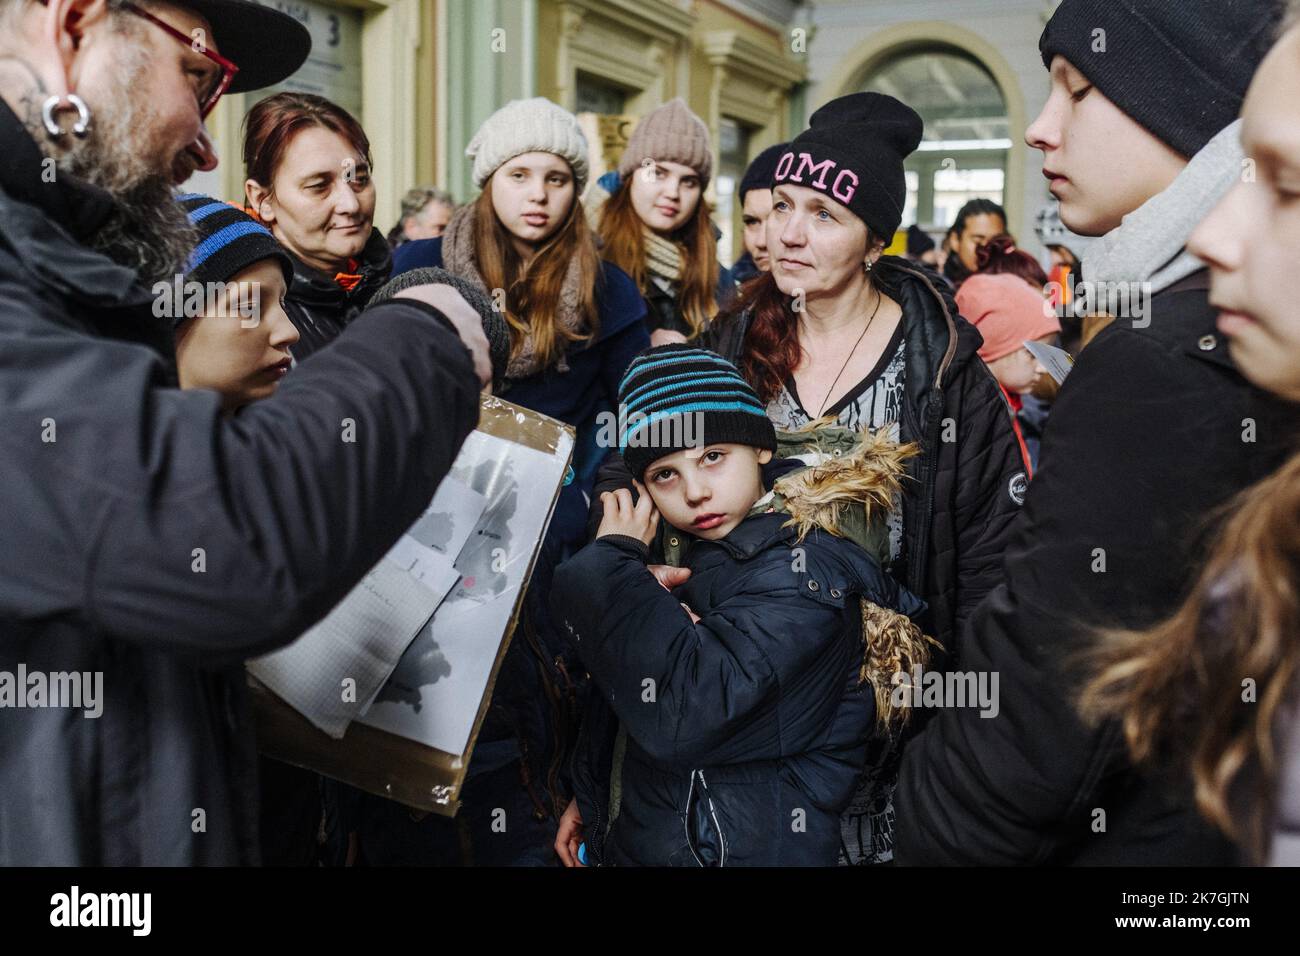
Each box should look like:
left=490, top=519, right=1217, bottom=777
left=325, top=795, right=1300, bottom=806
left=1083, top=120, right=1243, bottom=294
left=441, top=202, right=585, bottom=379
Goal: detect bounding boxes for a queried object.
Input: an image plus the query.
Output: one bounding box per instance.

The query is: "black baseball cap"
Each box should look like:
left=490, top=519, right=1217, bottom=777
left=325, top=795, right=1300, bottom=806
left=175, top=0, right=312, bottom=93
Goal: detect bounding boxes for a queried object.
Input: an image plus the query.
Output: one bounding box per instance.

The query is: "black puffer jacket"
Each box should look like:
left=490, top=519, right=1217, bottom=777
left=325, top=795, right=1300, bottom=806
left=553, top=513, right=926, bottom=866
left=896, top=271, right=1300, bottom=865
left=282, top=228, right=392, bottom=361
left=0, top=101, right=481, bottom=865
left=592, top=257, right=1025, bottom=658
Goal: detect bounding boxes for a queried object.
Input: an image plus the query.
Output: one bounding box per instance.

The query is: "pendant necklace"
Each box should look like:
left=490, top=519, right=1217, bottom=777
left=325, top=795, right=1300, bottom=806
left=814, top=286, right=884, bottom=420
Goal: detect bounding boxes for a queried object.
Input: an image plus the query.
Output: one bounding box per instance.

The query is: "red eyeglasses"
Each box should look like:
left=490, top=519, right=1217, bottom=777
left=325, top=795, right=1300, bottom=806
left=122, top=2, right=239, bottom=119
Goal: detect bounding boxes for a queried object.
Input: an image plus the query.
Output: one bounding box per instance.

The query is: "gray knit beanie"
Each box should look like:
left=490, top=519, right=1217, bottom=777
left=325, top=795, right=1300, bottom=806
left=617, top=97, right=713, bottom=186
left=466, top=97, right=590, bottom=193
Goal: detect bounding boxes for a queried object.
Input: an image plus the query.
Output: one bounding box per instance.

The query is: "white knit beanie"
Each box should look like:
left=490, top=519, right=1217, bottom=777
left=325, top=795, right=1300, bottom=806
left=466, top=97, right=590, bottom=193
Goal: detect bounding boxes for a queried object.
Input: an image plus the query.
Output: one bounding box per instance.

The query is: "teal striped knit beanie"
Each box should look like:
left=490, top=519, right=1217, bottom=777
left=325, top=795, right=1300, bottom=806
left=617, top=344, right=775, bottom=479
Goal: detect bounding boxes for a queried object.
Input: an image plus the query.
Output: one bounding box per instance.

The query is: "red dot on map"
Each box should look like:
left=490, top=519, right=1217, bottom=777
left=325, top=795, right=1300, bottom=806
left=464, top=576, right=476, bottom=588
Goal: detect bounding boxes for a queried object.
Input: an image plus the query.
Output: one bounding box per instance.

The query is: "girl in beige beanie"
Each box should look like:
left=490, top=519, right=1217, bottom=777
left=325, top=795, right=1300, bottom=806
left=591, top=98, right=730, bottom=346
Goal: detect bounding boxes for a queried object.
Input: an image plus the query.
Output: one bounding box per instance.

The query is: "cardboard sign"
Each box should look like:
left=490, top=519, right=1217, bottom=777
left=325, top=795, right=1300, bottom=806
left=250, top=394, right=575, bottom=816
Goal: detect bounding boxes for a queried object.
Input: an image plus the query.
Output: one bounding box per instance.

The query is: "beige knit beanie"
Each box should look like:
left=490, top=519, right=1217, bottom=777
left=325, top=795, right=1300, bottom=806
left=466, top=97, right=590, bottom=192
left=617, top=98, right=713, bottom=186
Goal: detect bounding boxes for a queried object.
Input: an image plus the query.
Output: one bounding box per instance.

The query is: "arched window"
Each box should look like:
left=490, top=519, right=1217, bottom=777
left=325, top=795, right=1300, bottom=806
left=860, top=46, right=1009, bottom=236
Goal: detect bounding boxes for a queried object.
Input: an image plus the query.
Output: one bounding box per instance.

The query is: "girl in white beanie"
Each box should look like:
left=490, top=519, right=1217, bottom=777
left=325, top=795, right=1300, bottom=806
left=391, top=93, right=652, bottom=608
left=392, top=96, right=648, bottom=417
left=375, top=97, right=650, bottom=866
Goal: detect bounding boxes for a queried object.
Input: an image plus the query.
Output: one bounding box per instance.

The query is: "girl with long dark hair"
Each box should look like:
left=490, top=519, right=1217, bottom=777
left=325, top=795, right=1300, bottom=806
left=589, top=98, right=732, bottom=345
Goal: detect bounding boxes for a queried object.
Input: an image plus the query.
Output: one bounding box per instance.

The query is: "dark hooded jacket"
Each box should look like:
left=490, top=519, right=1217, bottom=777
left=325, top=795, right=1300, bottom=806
left=895, top=270, right=1300, bottom=865
left=554, top=507, right=926, bottom=866
left=0, top=100, right=480, bottom=865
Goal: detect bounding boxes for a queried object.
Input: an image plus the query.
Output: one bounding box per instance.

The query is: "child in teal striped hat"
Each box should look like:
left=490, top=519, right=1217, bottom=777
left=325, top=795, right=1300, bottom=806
left=169, top=193, right=299, bottom=413
left=551, top=344, right=932, bottom=866
left=605, top=343, right=779, bottom=543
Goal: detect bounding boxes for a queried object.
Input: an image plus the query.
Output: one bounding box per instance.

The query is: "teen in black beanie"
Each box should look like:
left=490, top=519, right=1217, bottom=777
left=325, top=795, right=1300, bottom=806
left=896, top=0, right=1300, bottom=870
left=1039, top=0, right=1285, bottom=158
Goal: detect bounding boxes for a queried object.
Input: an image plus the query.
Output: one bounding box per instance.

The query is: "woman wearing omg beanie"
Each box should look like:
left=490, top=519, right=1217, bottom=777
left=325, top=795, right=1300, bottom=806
left=383, top=97, right=649, bottom=865
left=590, top=91, right=1026, bottom=865
left=589, top=98, right=734, bottom=346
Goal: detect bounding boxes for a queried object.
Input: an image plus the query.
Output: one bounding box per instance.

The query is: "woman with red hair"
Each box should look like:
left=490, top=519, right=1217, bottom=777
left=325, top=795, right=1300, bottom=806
left=592, top=92, right=1025, bottom=865
left=243, top=92, right=391, bottom=359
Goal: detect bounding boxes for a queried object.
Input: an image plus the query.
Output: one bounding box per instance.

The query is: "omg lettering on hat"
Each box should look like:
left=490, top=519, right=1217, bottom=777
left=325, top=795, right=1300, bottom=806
left=774, top=92, right=924, bottom=240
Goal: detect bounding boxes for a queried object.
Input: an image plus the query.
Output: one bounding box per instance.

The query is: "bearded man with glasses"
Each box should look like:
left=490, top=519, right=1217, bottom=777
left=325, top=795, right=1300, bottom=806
left=0, top=0, right=492, bottom=865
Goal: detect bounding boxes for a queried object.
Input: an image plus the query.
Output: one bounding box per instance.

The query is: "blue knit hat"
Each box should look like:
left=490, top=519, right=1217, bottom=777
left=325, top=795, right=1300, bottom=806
left=617, top=344, right=776, bottom=479
left=178, top=193, right=294, bottom=298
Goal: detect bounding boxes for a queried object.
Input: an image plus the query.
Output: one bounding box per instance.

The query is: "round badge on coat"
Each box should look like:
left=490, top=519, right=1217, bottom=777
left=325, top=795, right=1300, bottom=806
left=1008, top=472, right=1028, bottom=506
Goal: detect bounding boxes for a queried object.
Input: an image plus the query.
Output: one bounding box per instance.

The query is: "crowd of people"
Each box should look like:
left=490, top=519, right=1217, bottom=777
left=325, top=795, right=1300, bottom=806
left=1, top=0, right=1298, bottom=868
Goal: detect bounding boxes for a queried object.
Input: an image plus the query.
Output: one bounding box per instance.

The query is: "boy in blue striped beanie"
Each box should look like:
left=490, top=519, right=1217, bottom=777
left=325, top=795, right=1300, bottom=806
left=551, top=343, right=931, bottom=866
left=169, top=193, right=300, bottom=413
left=610, top=343, right=777, bottom=541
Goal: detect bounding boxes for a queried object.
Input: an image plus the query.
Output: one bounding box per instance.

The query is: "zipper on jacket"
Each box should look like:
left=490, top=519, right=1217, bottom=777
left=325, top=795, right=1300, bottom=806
left=697, top=770, right=728, bottom=867
left=909, top=394, right=943, bottom=598
left=683, top=769, right=728, bottom=867
left=895, top=262, right=957, bottom=613
left=684, top=771, right=705, bottom=866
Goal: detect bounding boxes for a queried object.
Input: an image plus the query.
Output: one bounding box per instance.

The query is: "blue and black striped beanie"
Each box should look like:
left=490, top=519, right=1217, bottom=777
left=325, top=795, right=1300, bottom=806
left=617, top=344, right=776, bottom=480
left=177, top=193, right=294, bottom=310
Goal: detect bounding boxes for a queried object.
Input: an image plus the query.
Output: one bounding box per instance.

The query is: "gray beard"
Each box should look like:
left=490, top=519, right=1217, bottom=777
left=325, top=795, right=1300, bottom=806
left=72, top=167, right=197, bottom=287
left=34, top=54, right=197, bottom=286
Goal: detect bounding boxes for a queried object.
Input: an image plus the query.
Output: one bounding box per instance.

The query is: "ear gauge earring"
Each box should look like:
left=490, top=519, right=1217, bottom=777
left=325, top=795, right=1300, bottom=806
left=41, top=93, right=92, bottom=140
